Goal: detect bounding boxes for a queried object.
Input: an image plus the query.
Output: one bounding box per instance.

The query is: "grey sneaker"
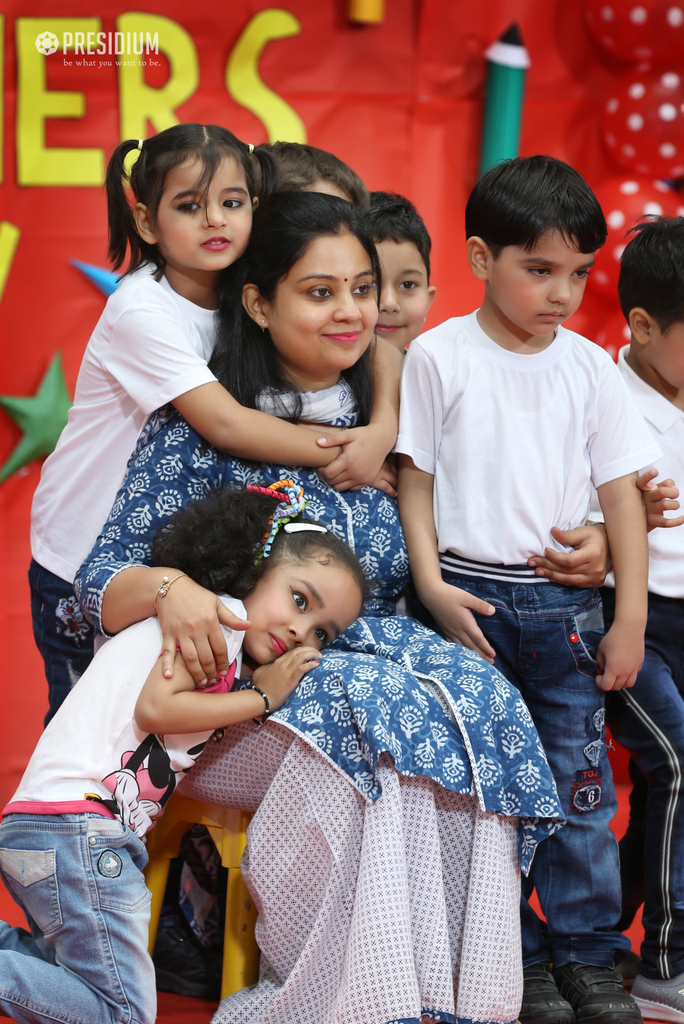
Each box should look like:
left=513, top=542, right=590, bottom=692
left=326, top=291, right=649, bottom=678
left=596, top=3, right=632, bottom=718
left=632, top=972, right=684, bottom=1023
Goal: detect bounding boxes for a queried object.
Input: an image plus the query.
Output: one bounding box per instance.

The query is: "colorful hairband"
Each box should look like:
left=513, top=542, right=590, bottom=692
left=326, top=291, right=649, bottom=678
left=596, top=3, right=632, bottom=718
left=248, top=143, right=255, bottom=154
left=247, top=480, right=309, bottom=561
left=137, top=138, right=144, bottom=151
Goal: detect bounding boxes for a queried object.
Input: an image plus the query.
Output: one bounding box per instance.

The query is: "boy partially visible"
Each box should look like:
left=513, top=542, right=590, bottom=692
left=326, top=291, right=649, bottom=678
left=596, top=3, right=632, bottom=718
left=397, top=156, right=663, bottom=1024
left=602, top=217, right=684, bottom=1023
left=367, top=191, right=436, bottom=352
left=258, top=141, right=369, bottom=208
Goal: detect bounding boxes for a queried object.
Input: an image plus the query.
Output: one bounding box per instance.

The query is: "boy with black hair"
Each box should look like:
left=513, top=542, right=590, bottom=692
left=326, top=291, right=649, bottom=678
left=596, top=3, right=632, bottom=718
left=258, top=141, right=370, bottom=209
left=397, top=155, right=662, bottom=1024
left=602, top=217, right=684, bottom=1023
left=367, top=191, right=436, bottom=352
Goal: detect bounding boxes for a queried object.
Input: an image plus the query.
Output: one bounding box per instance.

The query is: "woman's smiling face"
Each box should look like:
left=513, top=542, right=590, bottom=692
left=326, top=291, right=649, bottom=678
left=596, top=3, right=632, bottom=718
left=246, top=231, right=379, bottom=391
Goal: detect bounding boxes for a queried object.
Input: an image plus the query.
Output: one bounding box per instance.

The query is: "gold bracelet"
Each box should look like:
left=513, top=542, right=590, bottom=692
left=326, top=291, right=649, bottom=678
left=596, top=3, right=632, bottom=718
left=153, top=572, right=187, bottom=611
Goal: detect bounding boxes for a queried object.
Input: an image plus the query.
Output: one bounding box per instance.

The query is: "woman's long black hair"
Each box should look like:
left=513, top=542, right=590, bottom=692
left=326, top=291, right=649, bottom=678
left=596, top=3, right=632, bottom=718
left=210, top=191, right=380, bottom=426
left=152, top=486, right=368, bottom=603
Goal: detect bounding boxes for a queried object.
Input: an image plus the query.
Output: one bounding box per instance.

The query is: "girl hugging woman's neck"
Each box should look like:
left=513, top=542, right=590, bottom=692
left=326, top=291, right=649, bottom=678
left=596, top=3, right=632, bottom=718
left=211, top=191, right=400, bottom=492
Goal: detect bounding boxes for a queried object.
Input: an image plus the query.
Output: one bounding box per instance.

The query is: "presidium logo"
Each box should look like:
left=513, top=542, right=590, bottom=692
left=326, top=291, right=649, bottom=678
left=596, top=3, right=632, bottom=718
left=34, top=29, right=159, bottom=57
left=35, top=32, right=59, bottom=56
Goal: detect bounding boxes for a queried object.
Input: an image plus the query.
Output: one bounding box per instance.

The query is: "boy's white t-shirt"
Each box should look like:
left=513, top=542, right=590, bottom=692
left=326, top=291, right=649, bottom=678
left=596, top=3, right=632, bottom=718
left=604, top=346, right=684, bottom=599
left=5, top=596, right=245, bottom=838
left=30, top=265, right=218, bottom=583
left=396, top=311, right=662, bottom=566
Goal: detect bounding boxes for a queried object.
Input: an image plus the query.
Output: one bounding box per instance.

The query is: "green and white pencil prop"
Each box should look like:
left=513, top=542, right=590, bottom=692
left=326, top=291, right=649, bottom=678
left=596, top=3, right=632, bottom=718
left=479, top=24, right=530, bottom=176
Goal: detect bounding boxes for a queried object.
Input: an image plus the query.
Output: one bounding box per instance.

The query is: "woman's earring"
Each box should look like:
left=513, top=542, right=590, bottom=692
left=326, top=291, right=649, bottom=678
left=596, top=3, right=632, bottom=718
left=260, top=318, right=266, bottom=332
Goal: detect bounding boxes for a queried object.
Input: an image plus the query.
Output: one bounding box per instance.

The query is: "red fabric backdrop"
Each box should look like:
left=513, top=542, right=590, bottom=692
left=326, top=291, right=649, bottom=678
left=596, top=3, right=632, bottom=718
left=0, top=0, right=639, bottom=802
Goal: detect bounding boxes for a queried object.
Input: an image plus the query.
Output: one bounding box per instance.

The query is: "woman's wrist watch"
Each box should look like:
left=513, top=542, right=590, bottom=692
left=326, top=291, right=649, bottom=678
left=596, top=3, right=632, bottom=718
left=245, top=683, right=271, bottom=724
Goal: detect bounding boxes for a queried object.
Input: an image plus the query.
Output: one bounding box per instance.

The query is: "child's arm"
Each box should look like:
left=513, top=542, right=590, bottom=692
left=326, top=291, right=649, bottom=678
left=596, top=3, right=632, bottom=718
left=135, top=647, right=321, bottom=735
left=316, top=339, right=403, bottom=495
left=637, top=469, right=684, bottom=531
left=595, top=471, right=648, bottom=691
left=173, top=383, right=343, bottom=468
left=397, top=455, right=496, bottom=663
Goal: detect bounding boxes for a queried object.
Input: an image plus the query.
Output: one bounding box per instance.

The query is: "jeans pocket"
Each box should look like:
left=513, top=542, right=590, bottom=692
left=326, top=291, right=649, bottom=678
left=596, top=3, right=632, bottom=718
left=566, top=603, right=605, bottom=679
left=88, top=828, right=151, bottom=914
left=0, top=847, right=62, bottom=934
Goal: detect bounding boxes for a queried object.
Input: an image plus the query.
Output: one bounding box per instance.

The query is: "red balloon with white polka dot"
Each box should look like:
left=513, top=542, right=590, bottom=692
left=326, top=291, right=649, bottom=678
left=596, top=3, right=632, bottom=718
left=593, top=310, right=632, bottom=361
left=584, top=1, right=684, bottom=63
left=602, top=66, right=684, bottom=177
left=586, top=176, right=684, bottom=297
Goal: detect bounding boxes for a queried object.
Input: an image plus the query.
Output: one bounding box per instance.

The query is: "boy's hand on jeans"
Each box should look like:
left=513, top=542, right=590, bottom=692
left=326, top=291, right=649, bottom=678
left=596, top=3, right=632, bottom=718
left=252, top=647, right=321, bottom=711
left=424, top=581, right=497, bottom=664
left=595, top=621, right=644, bottom=691
left=637, top=469, right=684, bottom=531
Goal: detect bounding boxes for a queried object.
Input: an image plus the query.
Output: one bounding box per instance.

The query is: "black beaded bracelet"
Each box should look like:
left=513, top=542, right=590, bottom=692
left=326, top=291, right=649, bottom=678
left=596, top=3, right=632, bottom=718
left=246, top=683, right=271, bottom=724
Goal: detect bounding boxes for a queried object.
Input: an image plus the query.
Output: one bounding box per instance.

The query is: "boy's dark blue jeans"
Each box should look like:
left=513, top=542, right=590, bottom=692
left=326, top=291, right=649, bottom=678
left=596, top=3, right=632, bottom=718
left=603, top=586, right=684, bottom=981
left=28, top=559, right=94, bottom=726
left=441, top=567, right=630, bottom=969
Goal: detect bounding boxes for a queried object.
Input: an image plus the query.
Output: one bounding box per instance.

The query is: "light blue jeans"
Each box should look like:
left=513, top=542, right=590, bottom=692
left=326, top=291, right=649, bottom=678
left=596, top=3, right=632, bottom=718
left=0, top=813, right=155, bottom=1024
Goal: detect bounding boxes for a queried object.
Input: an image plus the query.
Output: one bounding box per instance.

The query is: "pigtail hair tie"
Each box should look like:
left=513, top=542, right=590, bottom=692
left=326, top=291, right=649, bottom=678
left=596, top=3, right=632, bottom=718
left=247, top=480, right=309, bottom=561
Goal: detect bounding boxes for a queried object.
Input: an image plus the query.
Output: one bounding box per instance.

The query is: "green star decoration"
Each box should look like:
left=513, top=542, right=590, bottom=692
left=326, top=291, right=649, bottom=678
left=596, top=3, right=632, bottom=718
left=0, top=353, right=71, bottom=482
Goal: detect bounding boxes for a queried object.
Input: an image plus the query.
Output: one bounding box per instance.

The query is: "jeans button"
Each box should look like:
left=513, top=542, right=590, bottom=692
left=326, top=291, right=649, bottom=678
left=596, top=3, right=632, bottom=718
left=88, top=836, right=97, bottom=846
left=570, top=633, right=579, bottom=644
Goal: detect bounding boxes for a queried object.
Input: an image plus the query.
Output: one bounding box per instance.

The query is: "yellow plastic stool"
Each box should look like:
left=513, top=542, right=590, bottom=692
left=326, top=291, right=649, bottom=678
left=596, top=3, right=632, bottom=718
left=144, top=795, right=259, bottom=1000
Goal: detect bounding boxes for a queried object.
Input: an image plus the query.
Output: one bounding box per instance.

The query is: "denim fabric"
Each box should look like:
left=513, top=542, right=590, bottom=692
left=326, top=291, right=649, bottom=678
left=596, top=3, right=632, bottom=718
left=28, top=559, right=94, bottom=725
left=442, top=571, right=630, bottom=968
left=0, top=813, right=155, bottom=1024
left=604, top=587, right=684, bottom=981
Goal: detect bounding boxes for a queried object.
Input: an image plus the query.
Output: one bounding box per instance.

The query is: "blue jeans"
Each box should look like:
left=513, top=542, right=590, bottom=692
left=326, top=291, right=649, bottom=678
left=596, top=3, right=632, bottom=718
left=442, top=569, right=630, bottom=968
left=28, top=559, right=94, bottom=725
left=0, top=813, right=155, bottom=1024
left=604, top=587, right=684, bottom=981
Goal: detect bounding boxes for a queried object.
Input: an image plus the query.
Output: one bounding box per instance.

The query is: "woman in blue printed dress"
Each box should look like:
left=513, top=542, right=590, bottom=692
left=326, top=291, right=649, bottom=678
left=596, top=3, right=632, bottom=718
left=76, top=193, right=563, bottom=1024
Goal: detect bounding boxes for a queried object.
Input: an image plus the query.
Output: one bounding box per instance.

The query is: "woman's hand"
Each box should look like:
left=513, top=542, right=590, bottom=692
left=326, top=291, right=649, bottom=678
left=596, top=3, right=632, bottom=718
left=423, top=581, right=497, bottom=664
left=157, top=576, right=250, bottom=684
left=251, top=646, right=321, bottom=711
left=637, top=469, right=684, bottom=531
left=317, top=422, right=396, bottom=494
left=527, top=525, right=610, bottom=587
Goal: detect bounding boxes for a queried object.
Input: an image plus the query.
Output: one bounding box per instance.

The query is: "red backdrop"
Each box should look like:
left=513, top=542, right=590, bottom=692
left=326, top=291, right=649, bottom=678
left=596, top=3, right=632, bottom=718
left=0, top=0, right=650, bottom=802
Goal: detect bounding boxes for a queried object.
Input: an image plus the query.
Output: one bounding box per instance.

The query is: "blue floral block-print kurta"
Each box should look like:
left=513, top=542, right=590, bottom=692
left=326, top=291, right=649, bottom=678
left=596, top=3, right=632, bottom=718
left=75, top=411, right=564, bottom=873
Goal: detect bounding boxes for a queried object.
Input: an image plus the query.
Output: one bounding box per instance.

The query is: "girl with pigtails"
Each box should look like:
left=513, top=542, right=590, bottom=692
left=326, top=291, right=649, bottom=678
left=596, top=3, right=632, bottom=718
left=0, top=483, right=367, bottom=1023
left=72, top=190, right=565, bottom=1024
left=29, top=124, right=399, bottom=724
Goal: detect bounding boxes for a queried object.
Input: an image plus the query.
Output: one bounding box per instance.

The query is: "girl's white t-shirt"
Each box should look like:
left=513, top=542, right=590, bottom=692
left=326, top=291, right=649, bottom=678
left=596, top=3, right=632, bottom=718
left=5, top=596, right=245, bottom=838
left=30, top=265, right=218, bottom=583
left=396, top=311, right=663, bottom=566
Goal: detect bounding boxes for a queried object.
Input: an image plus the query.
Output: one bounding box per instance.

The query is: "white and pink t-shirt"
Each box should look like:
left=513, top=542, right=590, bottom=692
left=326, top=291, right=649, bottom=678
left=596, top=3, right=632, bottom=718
left=4, top=596, right=245, bottom=838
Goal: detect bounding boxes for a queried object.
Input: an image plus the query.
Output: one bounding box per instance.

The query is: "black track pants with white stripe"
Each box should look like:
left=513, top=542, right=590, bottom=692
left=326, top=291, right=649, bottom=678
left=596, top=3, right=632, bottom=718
left=604, top=587, right=684, bottom=981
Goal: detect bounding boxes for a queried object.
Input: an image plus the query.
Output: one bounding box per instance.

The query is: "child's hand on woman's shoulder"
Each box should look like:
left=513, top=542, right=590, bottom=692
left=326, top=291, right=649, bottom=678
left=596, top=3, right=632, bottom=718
left=318, top=424, right=398, bottom=496
left=422, top=581, right=497, bottom=665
